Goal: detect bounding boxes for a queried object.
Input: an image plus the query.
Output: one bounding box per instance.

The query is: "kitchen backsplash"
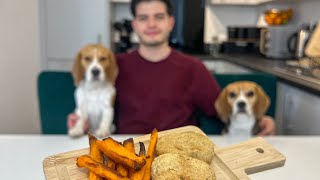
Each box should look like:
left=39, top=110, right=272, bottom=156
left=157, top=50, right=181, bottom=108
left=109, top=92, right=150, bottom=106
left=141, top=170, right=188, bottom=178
left=297, top=0, right=320, bottom=25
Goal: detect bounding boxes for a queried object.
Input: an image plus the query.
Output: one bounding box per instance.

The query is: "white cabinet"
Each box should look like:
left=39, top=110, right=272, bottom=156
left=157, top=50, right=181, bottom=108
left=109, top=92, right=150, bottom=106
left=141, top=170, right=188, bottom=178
left=40, top=0, right=110, bottom=71
left=276, top=82, right=320, bottom=135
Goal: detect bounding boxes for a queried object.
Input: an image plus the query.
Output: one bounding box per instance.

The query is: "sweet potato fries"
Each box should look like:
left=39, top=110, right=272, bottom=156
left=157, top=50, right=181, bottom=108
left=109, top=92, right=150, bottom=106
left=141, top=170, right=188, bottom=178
left=130, top=142, right=147, bottom=180
left=143, top=128, right=158, bottom=180
left=88, top=134, right=103, bottom=180
left=77, top=155, right=130, bottom=180
left=97, top=137, right=146, bottom=170
left=76, top=129, right=158, bottom=180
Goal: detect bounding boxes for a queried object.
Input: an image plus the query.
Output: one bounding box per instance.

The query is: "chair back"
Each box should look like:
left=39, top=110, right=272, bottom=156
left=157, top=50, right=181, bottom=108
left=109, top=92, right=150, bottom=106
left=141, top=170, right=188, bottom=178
left=38, top=72, right=277, bottom=135
left=37, top=72, right=75, bottom=134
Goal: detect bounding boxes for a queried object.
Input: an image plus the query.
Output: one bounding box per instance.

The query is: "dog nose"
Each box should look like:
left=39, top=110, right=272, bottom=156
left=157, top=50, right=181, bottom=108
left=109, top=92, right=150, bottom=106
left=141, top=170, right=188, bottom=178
left=237, top=101, right=246, bottom=109
left=91, top=68, right=100, bottom=77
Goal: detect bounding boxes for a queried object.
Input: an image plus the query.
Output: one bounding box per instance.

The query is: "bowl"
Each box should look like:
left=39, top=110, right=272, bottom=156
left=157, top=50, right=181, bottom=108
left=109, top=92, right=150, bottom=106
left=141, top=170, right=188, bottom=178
left=264, top=8, right=293, bottom=26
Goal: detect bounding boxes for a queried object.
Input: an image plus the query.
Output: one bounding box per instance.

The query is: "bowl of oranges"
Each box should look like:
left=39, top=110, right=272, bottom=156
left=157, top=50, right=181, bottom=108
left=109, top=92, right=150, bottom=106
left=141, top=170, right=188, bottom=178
left=264, top=8, right=293, bottom=26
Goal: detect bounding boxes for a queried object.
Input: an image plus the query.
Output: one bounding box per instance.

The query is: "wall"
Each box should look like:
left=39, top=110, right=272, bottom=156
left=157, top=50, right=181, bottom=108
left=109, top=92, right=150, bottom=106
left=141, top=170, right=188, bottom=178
left=0, top=0, right=41, bottom=133
left=204, top=4, right=258, bottom=43
left=41, top=0, right=110, bottom=71
left=297, top=0, right=320, bottom=25
left=211, top=5, right=259, bottom=26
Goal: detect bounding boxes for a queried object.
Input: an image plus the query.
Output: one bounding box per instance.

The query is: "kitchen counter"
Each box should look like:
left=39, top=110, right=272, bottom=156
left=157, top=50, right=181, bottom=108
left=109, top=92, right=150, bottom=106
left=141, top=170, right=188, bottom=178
left=196, top=54, right=320, bottom=94
left=1, top=134, right=320, bottom=180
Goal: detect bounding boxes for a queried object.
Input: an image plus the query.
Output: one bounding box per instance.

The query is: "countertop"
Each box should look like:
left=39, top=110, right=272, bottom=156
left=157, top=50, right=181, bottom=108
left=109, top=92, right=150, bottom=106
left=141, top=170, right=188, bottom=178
left=196, top=53, right=320, bottom=94
left=1, top=134, right=319, bottom=180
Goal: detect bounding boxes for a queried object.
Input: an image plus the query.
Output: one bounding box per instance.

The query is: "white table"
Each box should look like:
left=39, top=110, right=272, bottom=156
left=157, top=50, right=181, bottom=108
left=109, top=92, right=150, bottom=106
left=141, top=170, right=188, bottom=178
left=0, top=135, right=319, bottom=180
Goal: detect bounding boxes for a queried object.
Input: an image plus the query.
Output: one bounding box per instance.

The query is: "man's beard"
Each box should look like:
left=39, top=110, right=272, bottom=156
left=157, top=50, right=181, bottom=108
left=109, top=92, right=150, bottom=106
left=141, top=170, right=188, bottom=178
left=138, top=34, right=169, bottom=47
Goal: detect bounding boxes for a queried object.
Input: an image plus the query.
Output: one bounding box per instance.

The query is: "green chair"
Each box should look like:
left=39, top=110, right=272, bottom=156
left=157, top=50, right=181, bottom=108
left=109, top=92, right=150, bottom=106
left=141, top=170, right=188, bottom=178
left=37, top=71, right=75, bottom=134
left=38, top=71, right=277, bottom=135
left=198, top=72, right=277, bottom=134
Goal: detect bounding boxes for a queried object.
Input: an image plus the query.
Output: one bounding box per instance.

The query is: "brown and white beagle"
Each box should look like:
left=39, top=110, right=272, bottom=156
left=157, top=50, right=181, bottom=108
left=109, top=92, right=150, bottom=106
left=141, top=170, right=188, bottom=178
left=214, top=81, right=270, bottom=136
left=68, top=44, right=118, bottom=138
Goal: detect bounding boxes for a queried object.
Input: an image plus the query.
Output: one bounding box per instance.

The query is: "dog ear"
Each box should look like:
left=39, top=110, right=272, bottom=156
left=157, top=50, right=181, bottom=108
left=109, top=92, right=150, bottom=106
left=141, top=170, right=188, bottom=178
left=253, top=84, right=270, bottom=119
left=72, top=51, right=85, bottom=86
left=105, top=51, right=118, bottom=85
left=214, top=88, right=232, bottom=124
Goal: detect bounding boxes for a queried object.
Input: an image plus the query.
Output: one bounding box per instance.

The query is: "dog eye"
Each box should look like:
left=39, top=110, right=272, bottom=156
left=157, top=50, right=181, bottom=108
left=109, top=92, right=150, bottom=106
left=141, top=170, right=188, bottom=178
left=228, top=92, right=237, bottom=98
left=246, top=91, right=254, bottom=97
left=100, top=57, right=107, bottom=62
left=84, top=56, right=91, bottom=62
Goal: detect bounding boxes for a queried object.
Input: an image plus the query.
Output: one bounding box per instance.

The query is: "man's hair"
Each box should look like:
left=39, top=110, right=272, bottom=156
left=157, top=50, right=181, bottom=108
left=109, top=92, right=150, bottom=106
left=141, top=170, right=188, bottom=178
left=130, top=0, right=173, bottom=17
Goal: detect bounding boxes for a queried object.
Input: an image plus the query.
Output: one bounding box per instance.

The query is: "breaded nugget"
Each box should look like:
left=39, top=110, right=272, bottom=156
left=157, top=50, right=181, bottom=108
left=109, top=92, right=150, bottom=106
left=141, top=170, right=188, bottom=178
left=151, top=153, right=215, bottom=180
left=156, top=131, right=214, bottom=164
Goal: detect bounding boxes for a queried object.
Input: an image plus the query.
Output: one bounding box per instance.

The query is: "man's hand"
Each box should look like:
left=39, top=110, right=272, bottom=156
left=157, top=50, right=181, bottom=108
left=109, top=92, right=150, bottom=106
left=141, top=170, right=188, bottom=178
left=67, top=114, right=89, bottom=133
left=258, top=116, right=276, bottom=136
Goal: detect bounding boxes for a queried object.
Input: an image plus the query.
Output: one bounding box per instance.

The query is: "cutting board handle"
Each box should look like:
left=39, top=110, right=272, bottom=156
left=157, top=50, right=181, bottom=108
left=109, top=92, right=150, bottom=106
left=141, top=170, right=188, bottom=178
left=214, top=137, right=286, bottom=180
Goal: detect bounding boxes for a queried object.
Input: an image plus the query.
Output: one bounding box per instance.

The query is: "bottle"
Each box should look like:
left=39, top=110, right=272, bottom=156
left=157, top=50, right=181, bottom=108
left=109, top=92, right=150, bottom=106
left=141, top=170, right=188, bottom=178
left=209, top=36, right=220, bottom=57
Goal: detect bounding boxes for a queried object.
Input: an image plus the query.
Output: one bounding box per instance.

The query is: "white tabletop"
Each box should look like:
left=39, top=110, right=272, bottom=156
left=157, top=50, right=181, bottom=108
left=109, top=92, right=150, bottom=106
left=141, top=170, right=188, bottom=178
left=0, top=134, right=319, bottom=180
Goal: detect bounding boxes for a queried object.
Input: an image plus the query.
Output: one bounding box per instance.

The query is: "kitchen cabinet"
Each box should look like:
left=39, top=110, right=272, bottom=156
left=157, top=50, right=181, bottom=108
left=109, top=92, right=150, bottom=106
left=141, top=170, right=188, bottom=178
left=276, top=82, right=320, bottom=135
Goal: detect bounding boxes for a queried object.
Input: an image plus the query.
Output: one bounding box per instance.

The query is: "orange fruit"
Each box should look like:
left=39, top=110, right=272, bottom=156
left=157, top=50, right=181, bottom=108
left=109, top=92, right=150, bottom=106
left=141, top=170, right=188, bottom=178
left=274, top=17, right=282, bottom=25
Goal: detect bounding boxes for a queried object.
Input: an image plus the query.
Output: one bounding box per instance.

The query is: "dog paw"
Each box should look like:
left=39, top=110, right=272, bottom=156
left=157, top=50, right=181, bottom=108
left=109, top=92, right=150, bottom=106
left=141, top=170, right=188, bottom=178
left=94, top=128, right=110, bottom=138
left=68, top=127, right=84, bottom=137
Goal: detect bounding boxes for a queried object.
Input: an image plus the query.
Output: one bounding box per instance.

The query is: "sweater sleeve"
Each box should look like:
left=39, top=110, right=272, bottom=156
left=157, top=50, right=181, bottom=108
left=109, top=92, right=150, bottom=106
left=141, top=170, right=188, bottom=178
left=190, top=61, right=221, bottom=117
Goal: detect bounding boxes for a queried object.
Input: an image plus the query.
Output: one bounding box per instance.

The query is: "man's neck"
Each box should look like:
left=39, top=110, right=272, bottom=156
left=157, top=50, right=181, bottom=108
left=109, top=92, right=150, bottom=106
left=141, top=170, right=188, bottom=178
left=138, top=43, right=171, bottom=62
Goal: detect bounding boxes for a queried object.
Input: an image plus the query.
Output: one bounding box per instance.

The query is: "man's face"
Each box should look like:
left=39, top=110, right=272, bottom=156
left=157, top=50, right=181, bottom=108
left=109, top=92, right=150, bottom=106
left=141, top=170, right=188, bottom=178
left=132, top=1, right=174, bottom=47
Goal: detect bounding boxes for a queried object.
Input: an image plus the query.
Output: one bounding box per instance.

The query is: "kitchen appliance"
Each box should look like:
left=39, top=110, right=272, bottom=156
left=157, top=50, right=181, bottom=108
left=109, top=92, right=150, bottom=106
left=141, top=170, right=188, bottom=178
left=260, top=26, right=297, bottom=59
left=222, top=26, right=262, bottom=54
left=227, top=26, right=262, bottom=40
left=287, top=26, right=312, bottom=59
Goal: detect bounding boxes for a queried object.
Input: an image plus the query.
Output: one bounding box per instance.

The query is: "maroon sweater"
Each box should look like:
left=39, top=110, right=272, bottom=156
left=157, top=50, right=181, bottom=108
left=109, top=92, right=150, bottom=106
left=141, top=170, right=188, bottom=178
left=115, top=49, right=221, bottom=134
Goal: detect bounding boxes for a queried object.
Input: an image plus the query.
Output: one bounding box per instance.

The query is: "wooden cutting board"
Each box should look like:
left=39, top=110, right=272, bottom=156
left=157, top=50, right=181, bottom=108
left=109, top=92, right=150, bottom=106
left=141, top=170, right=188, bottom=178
left=43, top=126, right=286, bottom=180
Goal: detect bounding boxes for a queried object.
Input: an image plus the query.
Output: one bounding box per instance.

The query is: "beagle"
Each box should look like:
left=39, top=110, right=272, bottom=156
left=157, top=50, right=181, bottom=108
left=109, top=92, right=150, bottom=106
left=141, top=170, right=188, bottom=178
left=214, top=81, right=270, bottom=136
left=68, top=44, right=118, bottom=138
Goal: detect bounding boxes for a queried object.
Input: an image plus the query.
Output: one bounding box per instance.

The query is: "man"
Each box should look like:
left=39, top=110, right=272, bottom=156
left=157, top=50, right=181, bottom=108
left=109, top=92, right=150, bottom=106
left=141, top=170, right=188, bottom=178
left=69, top=0, right=275, bottom=135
